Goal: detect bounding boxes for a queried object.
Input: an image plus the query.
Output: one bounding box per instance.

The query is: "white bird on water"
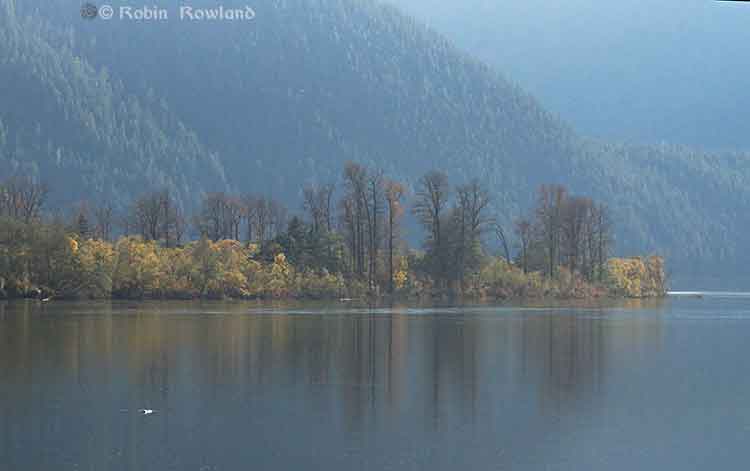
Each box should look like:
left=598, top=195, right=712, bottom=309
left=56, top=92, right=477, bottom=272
left=139, top=409, right=155, bottom=415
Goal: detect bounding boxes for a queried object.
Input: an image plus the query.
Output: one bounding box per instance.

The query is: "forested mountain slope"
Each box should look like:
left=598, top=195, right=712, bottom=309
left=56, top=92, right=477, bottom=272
left=33, top=0, right=573, bottom=192
left=2, top=0, right=750, bottom=274
left=0, top=0, right=227, bottom=209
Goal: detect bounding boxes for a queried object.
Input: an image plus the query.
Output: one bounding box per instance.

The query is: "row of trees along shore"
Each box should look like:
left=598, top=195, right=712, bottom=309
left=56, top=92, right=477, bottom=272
left=0, top=164, right=666, bottom=301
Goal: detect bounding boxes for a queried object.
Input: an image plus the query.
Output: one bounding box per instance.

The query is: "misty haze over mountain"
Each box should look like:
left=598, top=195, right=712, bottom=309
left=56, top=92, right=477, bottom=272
left=389, top=0, right=750, bottom=150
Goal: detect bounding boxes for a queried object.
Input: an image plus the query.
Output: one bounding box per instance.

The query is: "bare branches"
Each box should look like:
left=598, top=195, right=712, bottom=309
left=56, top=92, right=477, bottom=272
left=456, top=179, right=492, bottom=241
left=513, top=218, right=532, bottom=273
left=414, top=172, right=493, bottom=291
left=195, top=192, right=244, bottom=241
left=94, top=203, right=114, bottom=241
left=528, top=185, right=612, bottom=281
left=303, top=183, right=335, bottom=235
left=129, top=189, right=185, bottom=244
left=339, top=162, right=387, bottom=289
left=413, top=170, right=450, bottom=248
left=493, top=222, right=512, bottom=265
left=341, top=162, right=369, bottom=278
left=535, top=184, right=568, bottom=277
left=0, top=176, right=48, bottom=223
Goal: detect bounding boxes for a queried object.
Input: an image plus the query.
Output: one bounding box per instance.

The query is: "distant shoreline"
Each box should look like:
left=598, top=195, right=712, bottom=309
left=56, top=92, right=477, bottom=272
left=1, top=283, right=667, bottom=303
left=668, top=291, right=750, bottom=298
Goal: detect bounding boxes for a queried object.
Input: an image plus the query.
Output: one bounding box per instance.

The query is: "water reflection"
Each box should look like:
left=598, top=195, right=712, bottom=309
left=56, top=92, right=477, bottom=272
left=0, top=300, right=672, bottom=470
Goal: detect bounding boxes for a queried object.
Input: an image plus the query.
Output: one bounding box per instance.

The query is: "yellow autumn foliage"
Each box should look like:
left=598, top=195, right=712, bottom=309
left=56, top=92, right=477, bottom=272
left=393, top=255, right=409, bottom=290
left=74, top=238, right=115, bottom=298
left=112, top=237, right=166, bottom=298
left=0, top=216, right=668, bottom=301
left=293, top=269, right=345, bottom=299
left=606, top=256, right=666, bottom=298
left=479, top=258, right=545, bottom=299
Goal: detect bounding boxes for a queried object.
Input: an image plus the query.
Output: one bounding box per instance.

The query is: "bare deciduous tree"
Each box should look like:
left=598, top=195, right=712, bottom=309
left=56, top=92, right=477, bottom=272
left=514, top=217, right=533, bottom=274
left=0, top=176, right=48, bottom=223
left=303, top=183, right=335, bottom=235
left=94, top=203, right=114, bottom=241
left=129, top=189, right=184, bottom=244
left=413, top=170, right=450, bottom=249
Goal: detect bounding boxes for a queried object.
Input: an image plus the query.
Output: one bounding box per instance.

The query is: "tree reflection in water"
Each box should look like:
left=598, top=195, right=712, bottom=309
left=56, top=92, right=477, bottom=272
left=0, top=300, right=668, bottom=471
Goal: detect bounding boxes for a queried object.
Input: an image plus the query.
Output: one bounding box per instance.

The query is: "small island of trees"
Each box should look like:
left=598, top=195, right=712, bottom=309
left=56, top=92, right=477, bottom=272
left=0, top=164, right=666, bottom=301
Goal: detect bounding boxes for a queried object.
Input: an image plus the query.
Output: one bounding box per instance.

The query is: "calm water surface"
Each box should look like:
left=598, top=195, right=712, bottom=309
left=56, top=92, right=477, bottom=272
left=1, top=296, right=749, bottom=470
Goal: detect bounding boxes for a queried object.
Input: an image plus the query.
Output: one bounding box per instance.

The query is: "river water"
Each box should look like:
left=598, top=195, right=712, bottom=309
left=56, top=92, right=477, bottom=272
left=1, top=295, right=749, bottom=470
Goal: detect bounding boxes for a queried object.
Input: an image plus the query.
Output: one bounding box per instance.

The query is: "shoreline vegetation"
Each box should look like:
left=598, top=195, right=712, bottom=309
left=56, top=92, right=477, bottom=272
left=0, top=166, right=666, bottom=302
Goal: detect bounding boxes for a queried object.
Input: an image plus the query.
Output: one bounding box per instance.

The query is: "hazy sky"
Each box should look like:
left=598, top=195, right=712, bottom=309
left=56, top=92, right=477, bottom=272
left=387, top=0, right=750, bottom=149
